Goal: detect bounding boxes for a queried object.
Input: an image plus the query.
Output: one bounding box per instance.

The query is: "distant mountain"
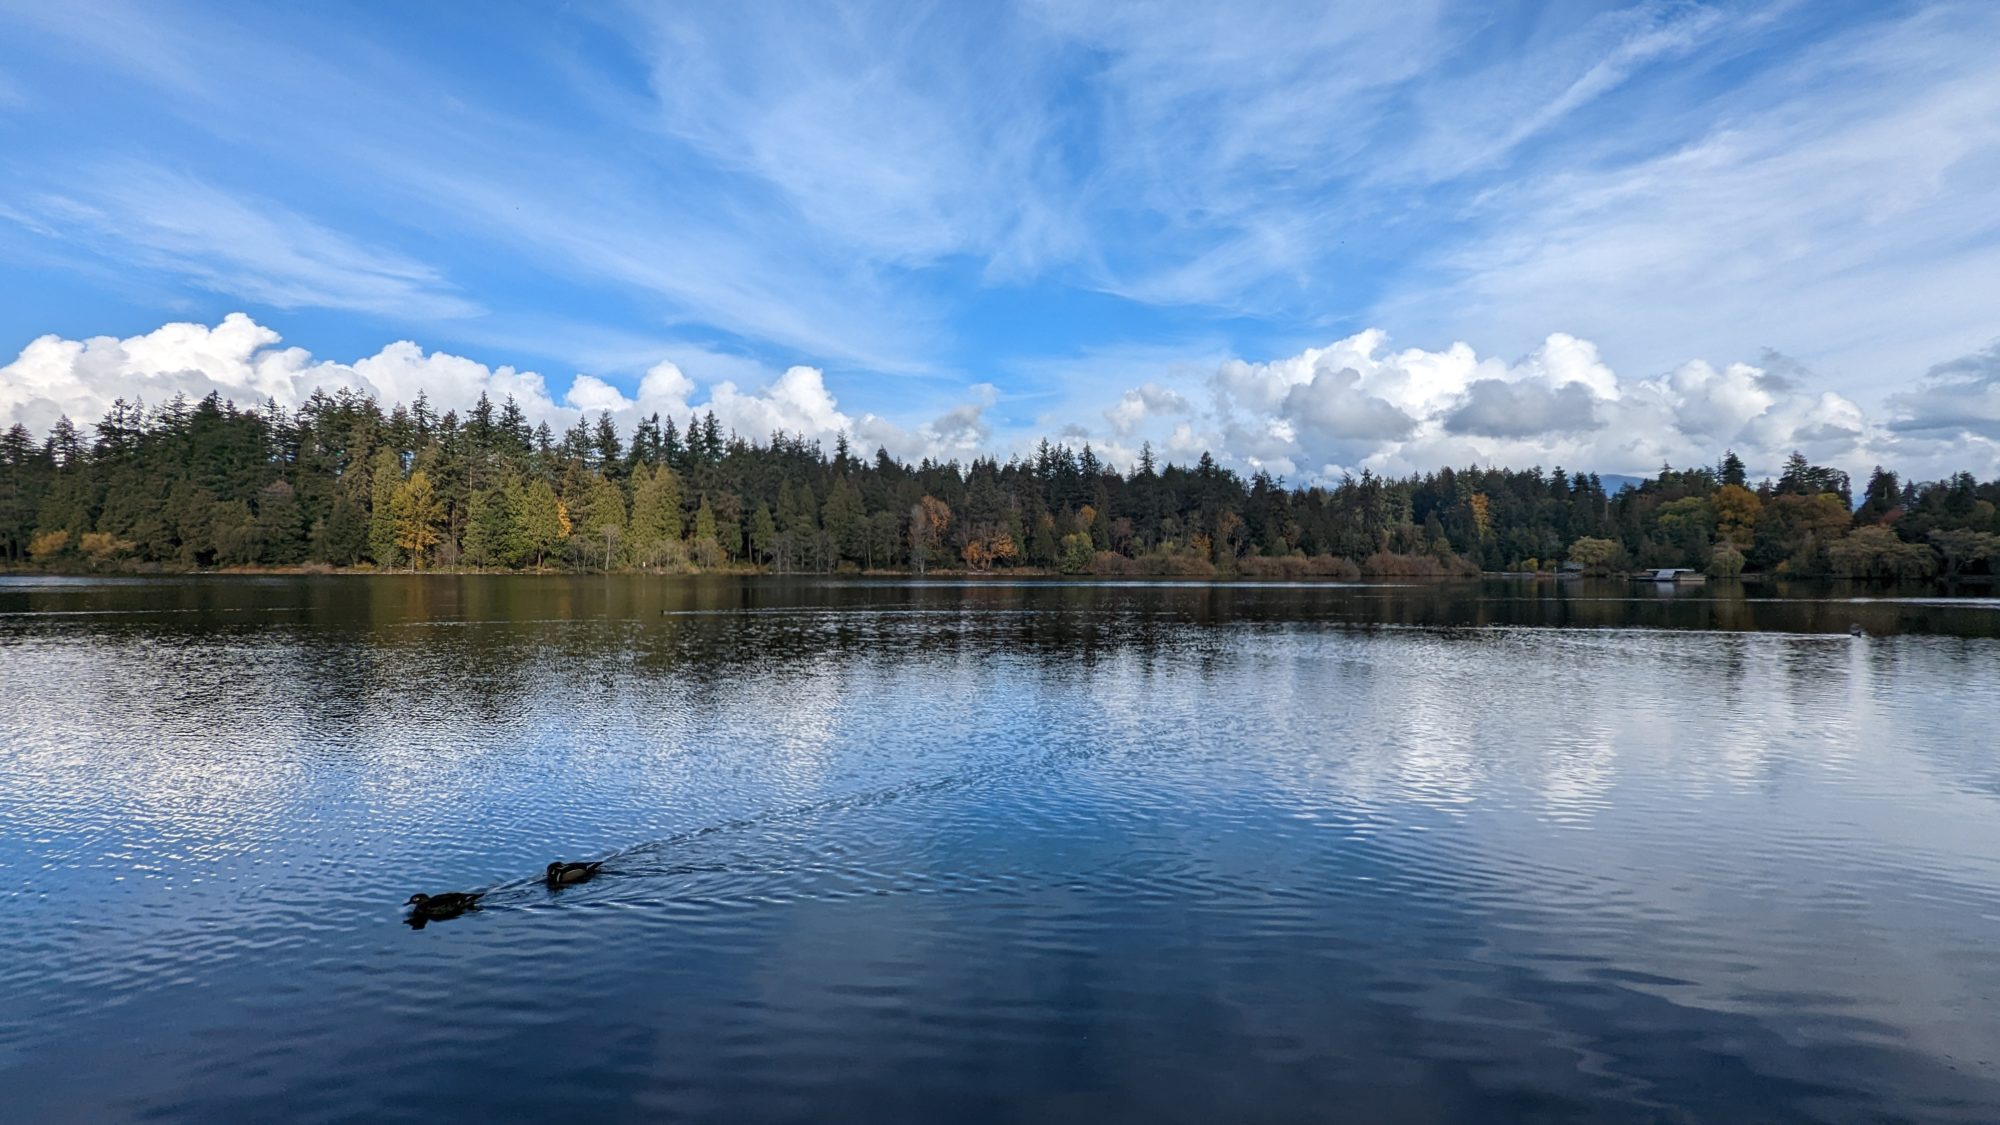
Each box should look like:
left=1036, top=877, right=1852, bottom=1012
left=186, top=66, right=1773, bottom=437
left=1599, top=474, right=1646, bottom=494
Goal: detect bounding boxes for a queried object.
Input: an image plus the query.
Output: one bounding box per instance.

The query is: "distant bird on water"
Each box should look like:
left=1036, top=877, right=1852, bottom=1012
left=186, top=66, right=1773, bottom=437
left=405, top=891, right=483, bottom=925
left=545, top=860, right=605, bottom=887
left=1849, top=624, right=1867, bottom=637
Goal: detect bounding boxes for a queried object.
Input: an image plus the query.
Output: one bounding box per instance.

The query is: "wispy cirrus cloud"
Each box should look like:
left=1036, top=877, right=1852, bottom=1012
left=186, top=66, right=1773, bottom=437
left=0, top=0, right=953, bottom=375
left=6, top=164, right=479, bottom=320
left=618, top=3, right=1074, bottom=272
left=0, top=0, right=1995, bottom=453
left=1377, top=1, right=2000, bottom=390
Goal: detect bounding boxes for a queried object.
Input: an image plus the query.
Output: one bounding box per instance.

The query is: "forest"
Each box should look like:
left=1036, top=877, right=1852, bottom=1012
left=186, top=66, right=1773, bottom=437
left=2, top=389, right=1997, bottom=581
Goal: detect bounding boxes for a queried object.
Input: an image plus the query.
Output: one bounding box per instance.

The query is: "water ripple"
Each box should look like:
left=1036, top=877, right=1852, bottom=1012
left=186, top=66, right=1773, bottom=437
left=2, top=577, right=1998, bottom=1122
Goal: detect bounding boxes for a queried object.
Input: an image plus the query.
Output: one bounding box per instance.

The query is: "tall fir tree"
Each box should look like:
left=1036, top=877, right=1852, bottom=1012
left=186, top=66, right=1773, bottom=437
left=368, top=446, right=403, bottom=567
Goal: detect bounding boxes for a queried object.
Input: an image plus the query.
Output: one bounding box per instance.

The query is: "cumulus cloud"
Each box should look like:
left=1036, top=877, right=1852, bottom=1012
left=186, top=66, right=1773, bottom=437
left=927, top=401, right=994, bottom=452
left=1281, top=366, right=1417, bottom=450
left=1043, top=330, right=1997, bottom=484
left=853, top=385, right=1000, bottom=464
left=707, top=367, right=850, bottom=441
left=1104, top=383, right=1189, bottom=435
left=0, top=313, right=1002, bottom=465
left=5, top=313, right=1996, bottom=485
left=1657, top=358, right=1778, bottom=443
left=1886, top=342, right=2000, bottom=440
left=1443, top=379, right=1600, bottom=438
left=0, top=314, right=562, bottom=437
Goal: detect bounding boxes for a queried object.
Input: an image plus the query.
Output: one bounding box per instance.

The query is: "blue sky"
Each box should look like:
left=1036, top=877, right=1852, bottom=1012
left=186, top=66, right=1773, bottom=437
left=2, top=0, right=1997, bottom=479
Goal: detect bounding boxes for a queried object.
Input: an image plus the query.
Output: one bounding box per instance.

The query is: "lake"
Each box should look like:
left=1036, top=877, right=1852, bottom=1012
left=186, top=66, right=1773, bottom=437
left=3, top=575, right=1998, bottom=1123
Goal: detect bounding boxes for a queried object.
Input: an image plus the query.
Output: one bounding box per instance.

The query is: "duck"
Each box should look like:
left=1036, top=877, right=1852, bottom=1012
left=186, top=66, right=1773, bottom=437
left=545, top=860, right=605, bottom=887
left=405, top=891, right=483, bottom=921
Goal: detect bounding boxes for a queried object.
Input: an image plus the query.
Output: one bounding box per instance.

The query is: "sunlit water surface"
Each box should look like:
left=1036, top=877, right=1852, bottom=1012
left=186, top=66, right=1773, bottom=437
left=3, top=576, right=1998, bottom=1123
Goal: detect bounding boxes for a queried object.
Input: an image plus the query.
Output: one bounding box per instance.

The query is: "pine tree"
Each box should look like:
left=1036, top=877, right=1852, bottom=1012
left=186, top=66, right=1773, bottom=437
left=572, top=472, right=627, bottom=569
left=368, top=447, right=403, bottom=567
left=1719, top=450, right=1747, bottom=489
left=250, top=480, right=307, bottom=564
left=1856, top=467, right=1901, bottom=525
left=822, top=478, right=866, bottom=565
left=627, top=465, right=684, bottom=567
left=592, top=411, right=624, bottom=480
left=314, top=496, right=369, bottom=566
left=749, top=503, right=776, bottom=564
left=701, top=413, right=723, bottom=462
left=690, top=497, right=722, bottom=568
left=0, top=424, right=46, bottom=563
left=1030, top=514, right=1057, bottom=567
left=516, top=478, right=568, bottom=570
left=661, top=416, right=682, bottom=469
left=462, top=485, right=519, bottom=568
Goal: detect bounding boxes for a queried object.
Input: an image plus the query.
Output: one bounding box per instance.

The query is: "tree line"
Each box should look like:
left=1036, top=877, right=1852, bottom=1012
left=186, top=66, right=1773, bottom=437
left=2, top=389, right=1996, bottom=580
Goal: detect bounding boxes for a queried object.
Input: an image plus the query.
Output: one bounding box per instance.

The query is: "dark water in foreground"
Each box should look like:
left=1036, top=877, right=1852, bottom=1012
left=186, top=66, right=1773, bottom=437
left=2, top=576, right=1998, bottom=1123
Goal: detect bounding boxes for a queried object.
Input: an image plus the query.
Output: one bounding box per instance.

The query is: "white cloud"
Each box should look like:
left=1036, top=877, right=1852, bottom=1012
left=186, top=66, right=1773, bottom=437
left=1279, top=365, right=1418, bottom=459
left=636, top=362, right=696, bottom=415
left=0, top=4, right=948, bottom=374
left=3, top=0, right=1993, bottom=418
left=1382, top=2, right=1745, bottom=183
left=1886, top=342, right=2000, bottom=441
left=1105, top=383, right=1190, bottom=436
left=1031, top=329, right=1999, bottom=484
left=8, top=165, right=479, bottom=321
left=1656, top=358, right=1778, bottom=444
left=562, top=374, right=636, bottom=416
left=628, top=5, right=1066, bottom=270
left=1382, top=2, right=2000, bottom=402
left=4, top=313, right=1995, bottom=486
left=1444, top=380, right=1601, bottom=438
left=0, top=314, right=561, bottom=437
left=708, top=367, right=850, bottom=442
left=0, top=313, right=1000, bottom=465
left=852, top=384, right=1002, bottom=464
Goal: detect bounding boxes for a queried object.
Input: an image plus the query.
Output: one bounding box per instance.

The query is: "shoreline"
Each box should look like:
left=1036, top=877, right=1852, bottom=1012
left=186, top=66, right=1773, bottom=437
left=0, top=564, right=1991, bottom=588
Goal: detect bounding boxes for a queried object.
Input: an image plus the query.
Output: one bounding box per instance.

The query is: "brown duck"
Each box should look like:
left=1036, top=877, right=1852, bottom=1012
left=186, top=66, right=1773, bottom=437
left=405, top=891, right=483, bottom=921
left=545, top=861, right=605, bottom=887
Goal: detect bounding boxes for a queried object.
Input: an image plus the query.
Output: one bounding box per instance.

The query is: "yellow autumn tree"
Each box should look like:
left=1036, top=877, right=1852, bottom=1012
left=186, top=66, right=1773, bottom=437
left=391, top=470, right=445, bottom=569
left=908, top=495, right=951, bottom=574
left=79, top=532, right=136, bottom=564
left=28, top=529, right=71, bottom=561
left=1713, top=484, right=1762, bottom=546
left=1465, top=493, right=1493, bottom=540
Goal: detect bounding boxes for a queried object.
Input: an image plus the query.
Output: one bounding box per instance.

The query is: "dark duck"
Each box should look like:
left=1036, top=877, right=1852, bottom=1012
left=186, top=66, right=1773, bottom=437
left=545, top=860, right=605, bottom=887
left=404, top=891, right=482, bottom=927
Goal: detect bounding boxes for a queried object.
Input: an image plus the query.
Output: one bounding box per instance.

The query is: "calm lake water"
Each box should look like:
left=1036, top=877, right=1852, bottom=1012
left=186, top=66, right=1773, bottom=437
left=3, top=575, right=1999, bottom=1123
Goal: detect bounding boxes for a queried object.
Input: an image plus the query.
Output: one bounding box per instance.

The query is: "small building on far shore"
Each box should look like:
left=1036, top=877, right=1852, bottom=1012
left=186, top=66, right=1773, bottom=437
left=1639, top=567, right=1706, bottom=584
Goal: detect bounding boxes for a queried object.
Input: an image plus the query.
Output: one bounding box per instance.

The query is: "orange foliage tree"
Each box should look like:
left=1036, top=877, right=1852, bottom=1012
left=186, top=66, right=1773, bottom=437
left=962, top=531, right=1017, bottom=572
left=909, top=495, right=951, bottom=573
